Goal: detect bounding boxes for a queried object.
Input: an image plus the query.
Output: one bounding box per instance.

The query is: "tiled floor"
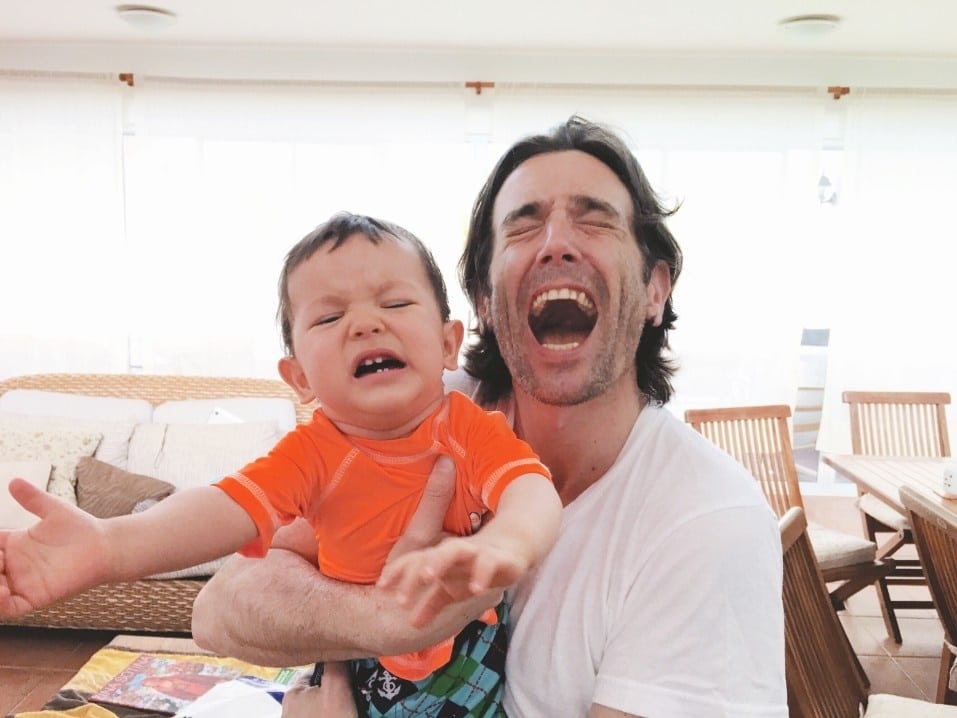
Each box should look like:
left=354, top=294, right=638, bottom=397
left=805, top=493, right=945, bottom=702
left=0, top=495, right=947, bottom=715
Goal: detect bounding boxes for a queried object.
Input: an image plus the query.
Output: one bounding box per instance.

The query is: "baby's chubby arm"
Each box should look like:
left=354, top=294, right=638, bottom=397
left=0, top=478, right=256, bottom=618
left=378, top=473, right=562, bottom=627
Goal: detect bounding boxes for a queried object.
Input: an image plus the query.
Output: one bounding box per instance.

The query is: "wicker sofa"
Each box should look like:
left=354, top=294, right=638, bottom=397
left=0, top=372, right=310, bottom=634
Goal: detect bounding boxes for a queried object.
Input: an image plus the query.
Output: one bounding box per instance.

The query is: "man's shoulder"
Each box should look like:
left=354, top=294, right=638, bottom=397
left=625, top=405, right=770, bottom=506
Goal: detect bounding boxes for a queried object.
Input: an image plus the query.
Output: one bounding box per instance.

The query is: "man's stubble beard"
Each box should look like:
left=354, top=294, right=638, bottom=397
left=489, top=289, right=645, bottom=408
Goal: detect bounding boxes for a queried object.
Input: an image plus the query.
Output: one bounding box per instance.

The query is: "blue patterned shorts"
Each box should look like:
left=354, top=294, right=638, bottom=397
left=350, top=601, right=508, bottom=718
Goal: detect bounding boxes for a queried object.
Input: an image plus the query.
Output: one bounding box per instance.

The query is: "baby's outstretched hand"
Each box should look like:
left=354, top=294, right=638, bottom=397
left=0, top=478, right=110, bottom=617
left=377, top=537, right=525, bottom=628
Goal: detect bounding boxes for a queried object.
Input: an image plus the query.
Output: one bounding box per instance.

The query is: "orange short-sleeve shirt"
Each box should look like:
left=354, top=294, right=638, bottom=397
left=215, top=390, right=550, bottom=584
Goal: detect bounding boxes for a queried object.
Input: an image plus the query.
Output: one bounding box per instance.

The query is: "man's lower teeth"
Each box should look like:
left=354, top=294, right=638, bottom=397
left=543, top=342, right=580, bottom=351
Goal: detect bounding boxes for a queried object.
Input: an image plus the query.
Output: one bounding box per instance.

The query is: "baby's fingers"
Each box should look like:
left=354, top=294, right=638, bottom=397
left=377, top=555, right=434, bottom=608
left=468, top=554, right=524, bottom=594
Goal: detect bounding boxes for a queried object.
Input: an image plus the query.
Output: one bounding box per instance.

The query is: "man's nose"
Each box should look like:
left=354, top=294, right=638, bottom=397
left=536, top=215, right=582, bottom=265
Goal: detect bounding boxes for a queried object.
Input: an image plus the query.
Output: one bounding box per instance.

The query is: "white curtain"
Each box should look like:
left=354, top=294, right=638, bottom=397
left=116, top=79, right=476, bottom=377
left=0, top=74, right=127, bottom=378
left=3, top=75, right=952, bottom=462
left=817, top=89, right=957, bottom=455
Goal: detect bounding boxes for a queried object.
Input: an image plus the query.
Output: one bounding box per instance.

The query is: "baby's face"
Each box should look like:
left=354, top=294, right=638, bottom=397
left=280, top=234, right=462, bottom=438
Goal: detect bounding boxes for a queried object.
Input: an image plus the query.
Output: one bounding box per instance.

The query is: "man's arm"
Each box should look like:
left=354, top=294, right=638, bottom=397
left=191, top=457, right=501, bottom=666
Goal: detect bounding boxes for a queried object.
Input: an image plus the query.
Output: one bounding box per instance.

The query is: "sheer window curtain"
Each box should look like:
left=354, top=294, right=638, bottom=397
left=0, top=74, right=127, bottom=378
left=121, top=79, right=477, bottom=377
left=817, top=90, right=957, bottom=456
left=21, top=74, right=950, bottom=466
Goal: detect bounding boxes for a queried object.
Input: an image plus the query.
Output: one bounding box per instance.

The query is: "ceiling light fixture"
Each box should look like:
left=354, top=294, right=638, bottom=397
left=778, top=14, right=842, bottom=39
left=116, top=5, right=177, bottom=32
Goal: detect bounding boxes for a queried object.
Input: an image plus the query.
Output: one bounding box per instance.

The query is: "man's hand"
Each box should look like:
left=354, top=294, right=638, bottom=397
left=379, top=456, right=511, bottom=628
left=386, top=455, right=455, bottom=562
left=281, top=663, right=358, bottom=718
left=0, top=478, right=110, bottom=617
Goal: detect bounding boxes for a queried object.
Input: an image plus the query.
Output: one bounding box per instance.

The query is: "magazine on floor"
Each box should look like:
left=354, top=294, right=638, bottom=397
left=89, top=654, right=244, bottom=714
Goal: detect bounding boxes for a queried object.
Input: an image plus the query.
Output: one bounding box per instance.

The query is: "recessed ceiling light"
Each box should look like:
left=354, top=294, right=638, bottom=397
left=778, top=14, right=842, bottom=39
left=116, top=5, right=177, bottom=32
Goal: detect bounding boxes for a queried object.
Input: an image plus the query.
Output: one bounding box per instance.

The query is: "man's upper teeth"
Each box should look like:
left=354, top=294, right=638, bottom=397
left=362, top=357, right=386, bottom=366
left=531, top=288, right=593, bottom=313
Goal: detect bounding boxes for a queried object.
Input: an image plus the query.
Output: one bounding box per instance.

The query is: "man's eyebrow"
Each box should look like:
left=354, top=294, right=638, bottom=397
left=500, top=201, right=544, bottom=228
left=570, top=195, right=622, bottom=218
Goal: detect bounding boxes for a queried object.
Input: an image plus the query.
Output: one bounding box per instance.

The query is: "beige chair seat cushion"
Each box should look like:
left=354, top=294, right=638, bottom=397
left=857, top=492, right=910, bottom=532
left=807, top=521, right=876, bottom=571
left=866, top=692, right=957, bottom=716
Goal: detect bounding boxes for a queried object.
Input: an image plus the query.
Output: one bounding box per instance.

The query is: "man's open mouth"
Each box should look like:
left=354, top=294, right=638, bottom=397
left=354, top=354, right=406, bottom=378
left=528, top=287, right=597, bottom=351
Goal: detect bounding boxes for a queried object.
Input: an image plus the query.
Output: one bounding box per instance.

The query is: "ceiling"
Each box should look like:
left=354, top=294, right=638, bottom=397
left=1, top=0, right=955, bottom=58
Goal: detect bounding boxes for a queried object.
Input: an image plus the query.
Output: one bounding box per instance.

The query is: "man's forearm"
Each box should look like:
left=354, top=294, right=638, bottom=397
left=192, top=548, right=494, bottom=666
left=193, top=548, right=380, bottom=665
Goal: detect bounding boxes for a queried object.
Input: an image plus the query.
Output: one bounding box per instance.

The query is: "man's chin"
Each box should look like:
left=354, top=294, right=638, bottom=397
left=514, top=371, right=608, bottom=408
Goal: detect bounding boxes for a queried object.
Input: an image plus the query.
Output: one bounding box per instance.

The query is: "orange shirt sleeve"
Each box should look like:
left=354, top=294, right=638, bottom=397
left=213, top=423, right=326, bottom=557
left=448, top=391, right=551, bottom=512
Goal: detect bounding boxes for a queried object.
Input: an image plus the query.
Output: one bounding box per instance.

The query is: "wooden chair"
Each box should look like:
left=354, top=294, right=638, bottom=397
left=901, top=486, right=957, bottom=705
left=844, top=390, right=952, bottom=643
left=781, top=506, right=957, bottom=717
left=685, top=405, right=896, bottom=641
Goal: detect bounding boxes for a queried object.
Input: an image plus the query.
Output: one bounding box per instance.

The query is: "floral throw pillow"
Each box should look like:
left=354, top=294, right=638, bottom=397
left=0, top=426, right=102, bottom=504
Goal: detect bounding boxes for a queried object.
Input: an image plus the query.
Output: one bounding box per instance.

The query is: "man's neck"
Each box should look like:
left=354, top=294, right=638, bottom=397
left=511, top=376, right=645, bottom=506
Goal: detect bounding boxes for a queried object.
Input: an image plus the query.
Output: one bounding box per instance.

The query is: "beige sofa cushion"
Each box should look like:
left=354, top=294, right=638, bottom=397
left=0, top=411, right=137, bottom=469
left=127, top=421, right=281, bottom=490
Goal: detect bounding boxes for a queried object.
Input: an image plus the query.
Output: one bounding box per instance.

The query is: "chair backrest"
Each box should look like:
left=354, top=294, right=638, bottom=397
left=685, top=405, right=804, bottom=517
left=900, top=486, right=957, bottom=648
left=780, top=507, right=868, bottom=718
left=843, top=391, right=951, bottom=458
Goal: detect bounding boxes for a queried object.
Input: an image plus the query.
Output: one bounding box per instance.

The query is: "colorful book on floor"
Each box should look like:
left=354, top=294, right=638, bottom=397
left=89, top=654, right=243, bottom=714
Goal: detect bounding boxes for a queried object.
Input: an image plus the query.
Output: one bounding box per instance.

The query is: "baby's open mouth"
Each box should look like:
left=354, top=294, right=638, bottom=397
left=528, top=287, right=597, bottom=351
left=354, top=355, right=406, bottom=378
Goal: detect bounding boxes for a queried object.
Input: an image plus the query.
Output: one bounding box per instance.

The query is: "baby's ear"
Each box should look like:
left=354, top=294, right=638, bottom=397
left=442, top=319, right=465, bottom=370
left=278, top=356, right=316, bottom=404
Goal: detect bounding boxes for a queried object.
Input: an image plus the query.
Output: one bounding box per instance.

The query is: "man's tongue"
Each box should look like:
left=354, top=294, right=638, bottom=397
left=530, top=301, right=594, bottom=349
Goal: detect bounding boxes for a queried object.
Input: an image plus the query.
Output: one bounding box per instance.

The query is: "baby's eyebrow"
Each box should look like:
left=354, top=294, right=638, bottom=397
left=376, top=278, right=418, bottom=294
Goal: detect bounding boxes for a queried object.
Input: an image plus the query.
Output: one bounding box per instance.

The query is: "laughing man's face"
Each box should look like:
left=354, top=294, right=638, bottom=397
left=485, top=150, right=665, bottom=407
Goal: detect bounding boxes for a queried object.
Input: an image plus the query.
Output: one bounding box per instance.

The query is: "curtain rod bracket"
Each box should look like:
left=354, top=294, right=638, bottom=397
left=465, top=81, right=494, bottom=95
left=119, top=73, right=135, bottom=87
left=827, top=85, right=849, bottom=100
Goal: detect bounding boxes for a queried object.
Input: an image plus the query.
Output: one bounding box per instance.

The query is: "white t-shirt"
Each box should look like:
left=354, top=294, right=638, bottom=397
left=445, top=371, right=787, bottom=718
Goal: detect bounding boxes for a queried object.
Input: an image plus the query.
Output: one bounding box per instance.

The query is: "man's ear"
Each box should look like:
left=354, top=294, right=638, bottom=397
left=645, top=260, right=672, bottom=327
left=278, top=356, right=316, bottom=404
left=442, top=319, right=465, bottom=371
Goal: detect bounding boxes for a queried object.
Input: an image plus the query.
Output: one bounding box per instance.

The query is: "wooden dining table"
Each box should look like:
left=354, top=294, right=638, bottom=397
left=823, top=453, right=955, bottom=517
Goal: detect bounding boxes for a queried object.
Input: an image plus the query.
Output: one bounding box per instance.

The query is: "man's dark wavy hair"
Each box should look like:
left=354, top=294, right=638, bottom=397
left=278, top=211, right=450, bottom=355
left=458, top=115, right=683, bottom=406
